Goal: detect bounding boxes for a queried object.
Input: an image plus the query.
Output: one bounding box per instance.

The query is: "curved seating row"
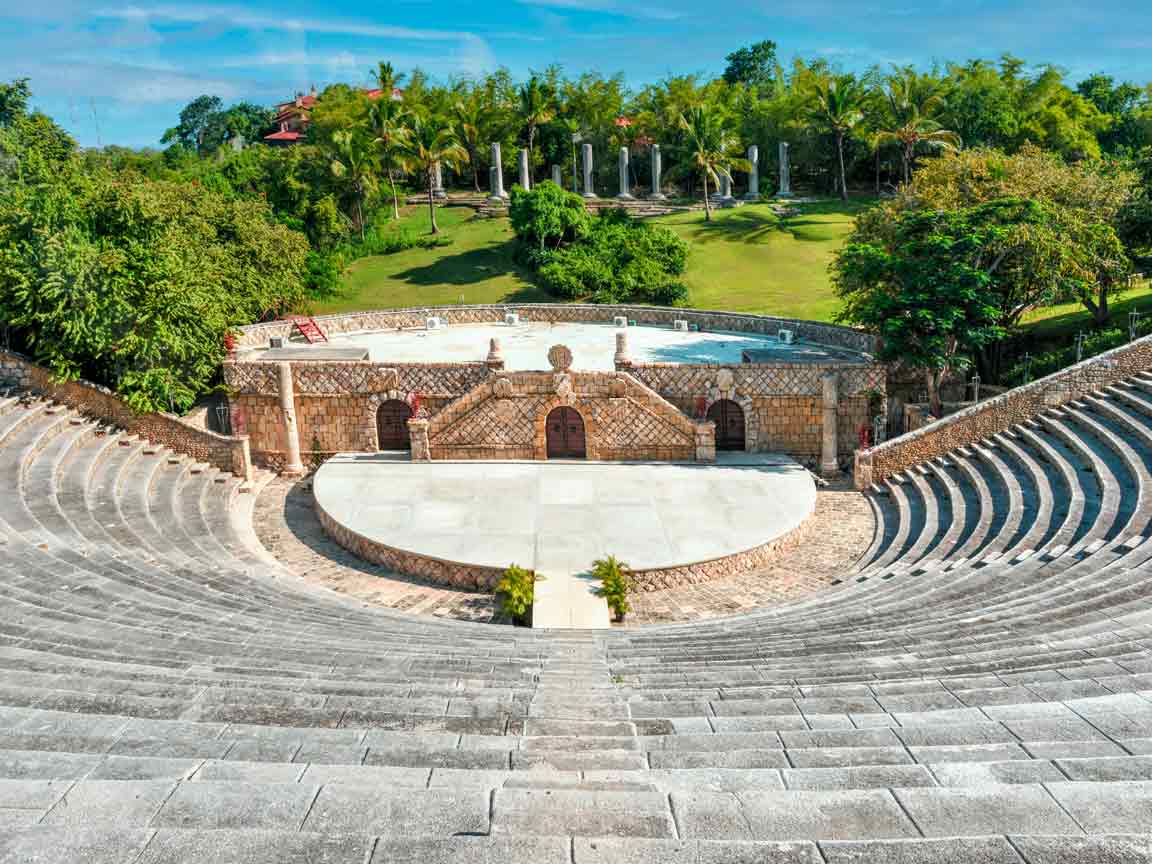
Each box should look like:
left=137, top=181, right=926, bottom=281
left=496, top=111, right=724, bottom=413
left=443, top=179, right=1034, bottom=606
left=0, top=375, right=1151, bottom=863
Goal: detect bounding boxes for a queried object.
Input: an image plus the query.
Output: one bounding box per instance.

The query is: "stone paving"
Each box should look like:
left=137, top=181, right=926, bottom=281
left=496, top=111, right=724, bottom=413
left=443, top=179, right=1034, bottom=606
left=253, top=474, right=869, bottom=627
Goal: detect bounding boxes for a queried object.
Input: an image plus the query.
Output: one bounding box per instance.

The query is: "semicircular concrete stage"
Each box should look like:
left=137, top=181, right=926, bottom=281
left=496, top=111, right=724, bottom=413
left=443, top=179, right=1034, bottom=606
left=313, top=453, right=817, bottom=627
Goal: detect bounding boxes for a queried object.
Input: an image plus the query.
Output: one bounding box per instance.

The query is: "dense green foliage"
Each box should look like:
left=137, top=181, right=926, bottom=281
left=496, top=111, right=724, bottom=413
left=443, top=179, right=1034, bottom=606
left=495, top=565, right=538, bottom=627
left=509, top=184, right=688, bottom=304
left=0, top=90, right=307, bottom=413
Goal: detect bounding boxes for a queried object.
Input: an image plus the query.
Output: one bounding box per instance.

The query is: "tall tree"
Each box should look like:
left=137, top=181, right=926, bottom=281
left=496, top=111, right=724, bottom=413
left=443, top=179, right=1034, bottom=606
left=0, top=78, right=30, bottom=127
left=367, top=97, right=410, bottom=219
left=804, top=71, right=870, bottom=201
left=452, top=89, right=485, bottom=192
left=876, top=67, right=962, bottom=184
left=329, top=129, right=377, bottom=241
left=397, top=115, right=468, bottom=234
left=722, top=40, right=778, bottom=89
left=679, top=106, right=748, bottom=222
left=518, top=75, right=555, bottom=182
left=161, top=95, right=225, bottom=155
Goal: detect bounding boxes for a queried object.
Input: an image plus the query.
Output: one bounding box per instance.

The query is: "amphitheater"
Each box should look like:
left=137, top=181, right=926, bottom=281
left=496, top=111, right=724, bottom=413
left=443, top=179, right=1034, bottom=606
left=1, top=302, right=1152, bottom=862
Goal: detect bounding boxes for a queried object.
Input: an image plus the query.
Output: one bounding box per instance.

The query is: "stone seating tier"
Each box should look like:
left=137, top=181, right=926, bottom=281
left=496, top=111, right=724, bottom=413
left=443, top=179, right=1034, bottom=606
left=1, top=378, right=1152, bottom=862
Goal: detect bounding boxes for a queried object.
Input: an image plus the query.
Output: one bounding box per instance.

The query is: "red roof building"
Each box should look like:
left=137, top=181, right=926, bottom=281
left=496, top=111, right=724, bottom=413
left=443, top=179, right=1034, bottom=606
left=263, top=85, right=402, bottom=145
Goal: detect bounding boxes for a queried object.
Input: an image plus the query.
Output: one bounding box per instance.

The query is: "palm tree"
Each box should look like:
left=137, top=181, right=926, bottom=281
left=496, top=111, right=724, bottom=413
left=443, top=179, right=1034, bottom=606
left=452, top=92, right=485, bottom=193
left=372, top=61, right=405, bottom=98
left=366, top=97, right=410, bottom=220
left=398, top=115, right=469, bottom=234
left=805, top=72, right=870, bottom=201
left=518, top=75, right=555, bottom=182
left=876, top=67, right=962, bottom=184
left=678, top=106, right=749, bottom=222
left=329, top=129, right=377, bottom=241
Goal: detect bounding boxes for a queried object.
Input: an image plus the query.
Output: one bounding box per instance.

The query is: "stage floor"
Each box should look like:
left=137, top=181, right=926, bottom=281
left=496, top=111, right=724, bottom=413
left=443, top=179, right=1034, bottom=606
left=312, top=453, right=816, bottom=578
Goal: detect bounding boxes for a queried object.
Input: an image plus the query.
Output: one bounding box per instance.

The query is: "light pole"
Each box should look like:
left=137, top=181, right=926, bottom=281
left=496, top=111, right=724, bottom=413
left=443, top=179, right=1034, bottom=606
left=969, top=373, right=981, bottom=403
left=1022, top=353, right=1033, bottom=384
left=1075, top=330, right=1085, bottom=363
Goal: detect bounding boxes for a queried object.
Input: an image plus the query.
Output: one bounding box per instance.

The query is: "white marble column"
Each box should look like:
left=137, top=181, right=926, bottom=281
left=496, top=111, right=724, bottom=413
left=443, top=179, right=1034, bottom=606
left=616, top=147, right=633, bottom=200
left=745, top=145, right=759, bottom=201
left=489, top=142, right=507, bottom=202
left=777, top=141, right=792, bottom=198
left=581, top=142, right=596, bottom=199
left=821, top=371, right=839, bottom=477
left=278, top=362, right=305, bottom=477
left=518, top=148, right=531, bottom=191
left=551, top=164, right=562, bottom=186
left=649, top=144, right=666, bottom=200
left=432, top=161, right=446, bottom=199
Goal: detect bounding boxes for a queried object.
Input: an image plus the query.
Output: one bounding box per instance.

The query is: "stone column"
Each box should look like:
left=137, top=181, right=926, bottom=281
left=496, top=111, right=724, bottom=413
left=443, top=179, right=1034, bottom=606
left=821, top=371, right=839, bottom=477
left=649, top=144, right=666, bottom=200
left=408, top=418, right=431, bottom=462
left=695, top=422, right=717, bottom=464
left=485, top=337, right=504, bottom=370
left=745, top=144, right=760, bottom=201
left=551, top=164, right=562, bottom=186
left=489, top=142, right=507, bottom=202
left=613, top=331, right=631, bottom=368
left=719, top=173, right=733, bottom=202
left=582, top=142, right=596, bottom=198
left=277, top=362, right=305, bottom=477
left=616, top=147, right=633, bottom=200
left=488, top=167, right=499, bottom=204
left=431, top=161, right=446, bottom=200
left=777, top=141, right=792, bottom=198
left=518, top=148, right=531, bottom=191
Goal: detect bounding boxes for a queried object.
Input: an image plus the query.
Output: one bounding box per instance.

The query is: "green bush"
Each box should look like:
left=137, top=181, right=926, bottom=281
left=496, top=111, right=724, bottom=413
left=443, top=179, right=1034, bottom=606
left=495, top=564, right=538, bottom=627
left=521, top=206, right=690, bottom=306
left=509, top=181, right=589, bottom=251
left=592, top=555, right=633, bottom=622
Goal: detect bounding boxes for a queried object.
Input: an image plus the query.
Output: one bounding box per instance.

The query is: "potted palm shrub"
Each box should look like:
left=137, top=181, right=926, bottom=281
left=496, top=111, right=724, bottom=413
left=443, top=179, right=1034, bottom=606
left=592, top=555, right=632, bottom=623
left=495, top=564, right=538, bottom=627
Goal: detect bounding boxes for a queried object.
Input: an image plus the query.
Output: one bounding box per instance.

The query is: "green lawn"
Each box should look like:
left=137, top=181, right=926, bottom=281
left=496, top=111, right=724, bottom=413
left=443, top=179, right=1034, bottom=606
left=1019, top=279, right=1152, bottom=341
left=321, top=199, right=866, bottom=319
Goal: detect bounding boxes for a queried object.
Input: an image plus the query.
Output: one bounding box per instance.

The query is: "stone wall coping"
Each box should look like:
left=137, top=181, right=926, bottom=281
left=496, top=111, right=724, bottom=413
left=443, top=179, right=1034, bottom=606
left=234, top=304, right=877, bottom=355
left=854, top=333, right=1152, bottom=489
left=0, top=348, right=252, bottom=481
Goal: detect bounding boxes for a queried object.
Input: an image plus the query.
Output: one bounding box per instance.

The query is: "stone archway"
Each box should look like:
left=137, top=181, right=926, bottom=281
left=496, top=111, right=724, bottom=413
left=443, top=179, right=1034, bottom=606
left=708, top=399, right=746, bottom=451
left=376, top=399, right=413, bottom=450
left=545, top=406, right=587, bottom=458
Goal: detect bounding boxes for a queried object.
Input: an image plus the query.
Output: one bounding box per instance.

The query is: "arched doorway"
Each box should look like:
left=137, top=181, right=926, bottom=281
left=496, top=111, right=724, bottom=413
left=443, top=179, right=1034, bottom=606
left=707, top=399, right=745, bottom=451
left=545, top=406, right=586, bottom=458
left=376, top=399, right=413, bottom=450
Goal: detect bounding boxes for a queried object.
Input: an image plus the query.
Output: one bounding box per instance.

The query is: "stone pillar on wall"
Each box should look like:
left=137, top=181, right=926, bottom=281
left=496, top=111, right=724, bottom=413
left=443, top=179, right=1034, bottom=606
left=486, top=338, right=504, bottom=370
left=696, top=422, right=716, bottom=463
left=821, top=371, right=840, bottom=477
left=613, top=331, right=631, bottom=368
left=278, top=361, right=305, bottom=477
left=409, top=418, right=431, bottom=462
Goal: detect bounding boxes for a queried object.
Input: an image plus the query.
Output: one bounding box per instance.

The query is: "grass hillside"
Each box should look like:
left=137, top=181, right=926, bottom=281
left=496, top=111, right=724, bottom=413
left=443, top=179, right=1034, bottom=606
left=318, top=200, right=864, bottom=318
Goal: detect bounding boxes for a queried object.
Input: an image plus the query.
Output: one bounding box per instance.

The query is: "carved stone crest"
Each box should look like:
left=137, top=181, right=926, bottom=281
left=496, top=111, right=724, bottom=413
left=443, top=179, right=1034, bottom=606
left=548, top=344, right=573, bottom=372
left=716, top=368, right=735, bottom=395
left=554, top=373, right=574, bottom=404
left=608, top=376, right=627, bottom=399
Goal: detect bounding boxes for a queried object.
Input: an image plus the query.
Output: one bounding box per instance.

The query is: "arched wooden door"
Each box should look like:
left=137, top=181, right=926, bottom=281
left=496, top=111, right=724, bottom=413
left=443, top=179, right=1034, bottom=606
left=376, top=399, right=413, bottom=450
left=545, top=406, right=586, bottom=458
left=707, top=399, right=745, bottom=451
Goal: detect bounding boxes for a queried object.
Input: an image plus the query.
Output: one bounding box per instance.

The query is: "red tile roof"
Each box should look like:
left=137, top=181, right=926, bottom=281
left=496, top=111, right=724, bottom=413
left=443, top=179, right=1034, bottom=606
left=264, top=130, right=303, bottom=141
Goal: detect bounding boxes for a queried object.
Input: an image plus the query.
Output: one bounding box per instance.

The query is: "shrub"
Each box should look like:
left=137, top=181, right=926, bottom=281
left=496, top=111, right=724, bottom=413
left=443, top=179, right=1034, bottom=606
left=592, top=555, right=633, bottom=622
left=495, top=564, right=538, bottom=627
left=509, top=181, right=589, bottom=251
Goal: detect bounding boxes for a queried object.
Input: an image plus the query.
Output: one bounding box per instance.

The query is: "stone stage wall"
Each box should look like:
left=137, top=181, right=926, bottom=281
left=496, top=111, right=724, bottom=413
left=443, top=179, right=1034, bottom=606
left=228, top=305, right=882, bottom=471
left=854, top=333, right=1152, bottom=489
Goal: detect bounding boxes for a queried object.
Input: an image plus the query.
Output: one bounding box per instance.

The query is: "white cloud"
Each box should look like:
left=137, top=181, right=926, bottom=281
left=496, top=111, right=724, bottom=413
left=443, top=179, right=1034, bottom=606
left=94, top=4, right=484, bottom=42
left=515, top=0, right=683, bottom=21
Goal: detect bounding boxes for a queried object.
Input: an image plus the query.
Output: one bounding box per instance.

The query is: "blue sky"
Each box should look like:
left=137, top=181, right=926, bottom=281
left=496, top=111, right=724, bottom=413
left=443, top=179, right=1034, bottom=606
left=2, top=0, right=1150, bottom=148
